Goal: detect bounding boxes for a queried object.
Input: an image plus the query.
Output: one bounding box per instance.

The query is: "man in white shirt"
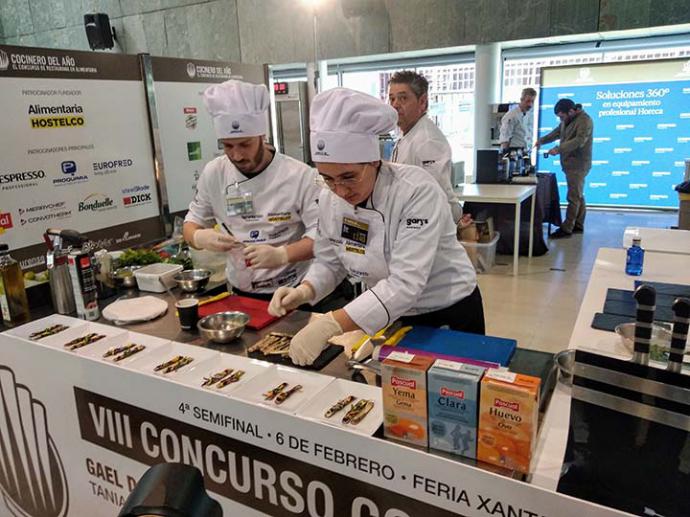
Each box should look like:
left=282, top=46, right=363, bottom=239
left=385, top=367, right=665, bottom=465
left=499, top=87, right=537, bottom=151
left=388, top=71, right=462, bottom=223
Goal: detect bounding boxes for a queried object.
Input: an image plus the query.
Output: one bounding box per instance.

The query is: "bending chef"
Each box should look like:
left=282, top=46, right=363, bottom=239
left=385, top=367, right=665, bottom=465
left=183, top=80, right=320, bottom=298
left=269, top=88, right=485, bottom=366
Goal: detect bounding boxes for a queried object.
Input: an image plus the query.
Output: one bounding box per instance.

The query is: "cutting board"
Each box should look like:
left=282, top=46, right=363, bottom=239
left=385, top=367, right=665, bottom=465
left=397, top=326, right=517, bottom=367
left=198, top=295, right=280, bottom=330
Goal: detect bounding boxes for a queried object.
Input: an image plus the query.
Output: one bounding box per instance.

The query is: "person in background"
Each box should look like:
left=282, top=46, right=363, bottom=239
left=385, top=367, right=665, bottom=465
left=536, top=98, right=593, bottom=239
left=268, top=88, right=483, bottom=367
left=499, top=87, right=537, bottom=151
left=182, top=80, right=320, bottom=298
left=388, top=71, right=462, bottom=223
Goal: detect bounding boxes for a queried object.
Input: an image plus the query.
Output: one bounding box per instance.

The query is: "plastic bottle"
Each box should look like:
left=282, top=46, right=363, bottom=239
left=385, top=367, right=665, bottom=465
left=0, top=244, right=30, bottom=327
left=625, top=237, right=645, bottom=276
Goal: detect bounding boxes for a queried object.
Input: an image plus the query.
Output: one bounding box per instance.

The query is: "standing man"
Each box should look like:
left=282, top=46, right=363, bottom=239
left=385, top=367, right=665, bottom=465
left=499, top=87, right=537, bottom=151
left=388, top=71, right=462, bottom=223
left=536, top=98, right=593, bottom=239
left=183, top=80, right=321, bottom=297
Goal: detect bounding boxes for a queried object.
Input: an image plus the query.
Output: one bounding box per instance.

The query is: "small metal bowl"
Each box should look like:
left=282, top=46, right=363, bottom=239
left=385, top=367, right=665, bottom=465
left=174, top=269, right=211, bottom=292
left=197, top=311, right=249, bottom=343
left=615, top=322, right=674, bottom=360
left=111, top=266, right=141, bottom=288
left=554, top=349, right=575, bottom=385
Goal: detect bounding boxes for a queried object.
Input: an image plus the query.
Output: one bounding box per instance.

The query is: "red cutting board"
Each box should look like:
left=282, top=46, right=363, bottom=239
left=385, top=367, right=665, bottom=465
left=198, top=295, right=280, bottom=330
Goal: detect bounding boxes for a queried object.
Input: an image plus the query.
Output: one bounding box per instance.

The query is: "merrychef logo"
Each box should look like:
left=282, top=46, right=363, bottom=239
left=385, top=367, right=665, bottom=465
left=440, top=387, right=465, bottom=399
left=494, top=398, right=519, bottom=411
left=391, top=376, right=416, bottom=389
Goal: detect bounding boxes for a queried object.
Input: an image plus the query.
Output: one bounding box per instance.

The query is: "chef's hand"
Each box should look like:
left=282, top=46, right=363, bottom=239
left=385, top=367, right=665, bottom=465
left=289, top=313, right=343, bottom=366
left=268, top=284, right=314, bottom=317
left=547, top=147, right=559, bottom=156
left=244, top=244, right=288, bottom=269
left=192, top=228, right=238, bottom=252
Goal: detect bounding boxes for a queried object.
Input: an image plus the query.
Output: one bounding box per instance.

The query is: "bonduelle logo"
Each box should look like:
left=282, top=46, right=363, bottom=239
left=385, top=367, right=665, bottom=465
left=78, top=193, right=115, bottom=212
left=0, top=366, right=69, bottom=517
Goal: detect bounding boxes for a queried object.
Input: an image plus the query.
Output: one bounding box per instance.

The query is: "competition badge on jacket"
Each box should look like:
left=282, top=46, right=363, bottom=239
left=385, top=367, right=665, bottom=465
left=225, top=181, right=254, bottom=216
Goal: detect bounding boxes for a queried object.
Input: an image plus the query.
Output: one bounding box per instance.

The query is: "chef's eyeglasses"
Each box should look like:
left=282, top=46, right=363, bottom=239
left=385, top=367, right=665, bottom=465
left=316, top=166, right=369, bottom=190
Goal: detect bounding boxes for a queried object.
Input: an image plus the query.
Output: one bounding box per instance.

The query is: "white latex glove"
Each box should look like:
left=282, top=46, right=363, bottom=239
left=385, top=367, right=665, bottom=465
left=244, top=244, right=288, bottom=269
left=192, top=228, right=238, bottom=252
left=289, top=313, right=343, bottom=366
left=268, top=284, right=314, bottom=317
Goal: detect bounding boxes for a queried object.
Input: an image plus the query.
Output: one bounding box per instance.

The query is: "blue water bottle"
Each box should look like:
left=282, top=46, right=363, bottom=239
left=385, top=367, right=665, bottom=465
left=625, top=237, right=644, bottom=276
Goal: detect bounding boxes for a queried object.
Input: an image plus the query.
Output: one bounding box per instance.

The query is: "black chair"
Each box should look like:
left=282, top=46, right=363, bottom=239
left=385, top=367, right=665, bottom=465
left=118, top=464, right=222, bottom=517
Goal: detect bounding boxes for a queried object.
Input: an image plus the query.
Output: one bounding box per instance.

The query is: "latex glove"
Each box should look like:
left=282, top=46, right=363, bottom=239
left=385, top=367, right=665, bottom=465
left=268, top=284, right=314, bottom=317
left=192, top=228, right=238, bottom=252
left=289, top=313, right=343, bottom=366
left=244, top=244, right=288, bottom=269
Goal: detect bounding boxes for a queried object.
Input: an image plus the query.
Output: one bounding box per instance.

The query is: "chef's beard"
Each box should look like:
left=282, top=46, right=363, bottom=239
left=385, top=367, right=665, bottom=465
left=229, top=141, right=266, bottom=174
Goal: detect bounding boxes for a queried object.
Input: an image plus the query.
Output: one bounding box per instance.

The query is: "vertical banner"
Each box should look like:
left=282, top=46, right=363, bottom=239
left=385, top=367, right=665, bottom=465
left=0, top=45, right=163, bottom=268
left=537, top=58, right=690, bottom=208
left=148, top=57, right=268, bottom=218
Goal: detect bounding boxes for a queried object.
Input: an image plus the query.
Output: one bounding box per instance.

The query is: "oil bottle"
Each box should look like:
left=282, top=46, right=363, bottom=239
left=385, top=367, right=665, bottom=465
left=0, top=244, right=30, bottom=327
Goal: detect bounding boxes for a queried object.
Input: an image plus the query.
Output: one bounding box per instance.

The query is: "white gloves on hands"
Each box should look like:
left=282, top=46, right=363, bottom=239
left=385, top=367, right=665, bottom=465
left=268, top=284, right=314, bottom=317
left=289, top=313, right=343, bottom=366
left=192, top=228, right=238, bottom=252
left=244, top=244, right=288, bottom=269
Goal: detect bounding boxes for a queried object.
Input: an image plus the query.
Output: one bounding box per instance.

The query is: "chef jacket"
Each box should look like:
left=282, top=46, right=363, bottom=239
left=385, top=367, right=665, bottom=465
left=185, top=152, right=321, bottom=293
left=303, top=161, right=477, bottom=336
left=499, top=106, right=531, bottom=149
left=391, top=115, right=462, bottom=223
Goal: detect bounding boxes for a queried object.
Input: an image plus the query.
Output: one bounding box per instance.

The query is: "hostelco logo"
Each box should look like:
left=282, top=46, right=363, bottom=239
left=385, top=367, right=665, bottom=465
left=28, top=104, right=85, bottom=129
left=390, top=376, right=416, bottom=389
left=78, top=193, right=115, bottom=212
left=440, top=387, right=465, bottom=399
left=494, top=398, right=520, bottom=412
left=0, top=366, right=69, bottom=517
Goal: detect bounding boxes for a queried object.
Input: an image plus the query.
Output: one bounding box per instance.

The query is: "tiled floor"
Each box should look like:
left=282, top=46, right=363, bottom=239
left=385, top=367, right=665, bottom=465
left=478, top=209, right=678, bottom=353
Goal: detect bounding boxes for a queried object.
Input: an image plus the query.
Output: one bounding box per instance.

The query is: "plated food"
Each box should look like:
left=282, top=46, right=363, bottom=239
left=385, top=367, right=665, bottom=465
left=103, top=343, right=146, bottom=362
left=29, top=324, right=70, bottom=340
left=154, top=355, right=194, bottom=374
left=63, top=333, right=106, bottom=351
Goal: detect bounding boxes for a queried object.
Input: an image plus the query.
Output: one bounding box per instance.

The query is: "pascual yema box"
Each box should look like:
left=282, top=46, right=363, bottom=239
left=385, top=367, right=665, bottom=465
left=427, top=359, right=484, bottom=459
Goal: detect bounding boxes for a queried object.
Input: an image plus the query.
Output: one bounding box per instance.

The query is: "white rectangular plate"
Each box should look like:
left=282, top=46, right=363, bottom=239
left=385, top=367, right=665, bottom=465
left=174, top=355, right=275, bottom=394
left=127, top=342, right=220, bottom=379
left=77, top=331, right=171, bottom=368
left=3, top=314, right=86, bottom=343
left=39, top=321, right=126, bottom=353
left=296, top=378, right=383, bottom=436
left=232, top=365, right=334, bottom=414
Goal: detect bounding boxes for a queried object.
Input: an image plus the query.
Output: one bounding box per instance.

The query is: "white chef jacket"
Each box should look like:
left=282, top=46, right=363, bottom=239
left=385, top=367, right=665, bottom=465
left=304, top=162, right=477, bottom=336
left=499, top=106, right=531, bottom=149
left=391, top=115, right=462, bottom=223
left=185, top=152, right=321, bottom=294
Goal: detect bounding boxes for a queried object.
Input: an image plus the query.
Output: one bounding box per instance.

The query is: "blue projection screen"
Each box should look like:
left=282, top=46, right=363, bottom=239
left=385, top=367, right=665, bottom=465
left=537, top=58, right=690, bottom=208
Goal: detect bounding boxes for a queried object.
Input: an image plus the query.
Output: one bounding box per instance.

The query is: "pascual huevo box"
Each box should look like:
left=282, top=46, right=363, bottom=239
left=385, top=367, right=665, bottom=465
left=427, top=359, right=484, bottom=458
left=477, top=369, right=540, bottom=474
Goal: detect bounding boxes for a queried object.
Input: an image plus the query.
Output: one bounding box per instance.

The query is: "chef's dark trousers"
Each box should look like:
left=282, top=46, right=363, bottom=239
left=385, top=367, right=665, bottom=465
left=400, top=285, right=485, bottom=335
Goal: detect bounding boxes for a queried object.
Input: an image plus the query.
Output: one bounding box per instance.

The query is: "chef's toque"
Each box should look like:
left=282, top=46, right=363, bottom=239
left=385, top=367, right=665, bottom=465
left=310, top=87, right=397, bottom=163
left=203, top=80, right=269, bottom=138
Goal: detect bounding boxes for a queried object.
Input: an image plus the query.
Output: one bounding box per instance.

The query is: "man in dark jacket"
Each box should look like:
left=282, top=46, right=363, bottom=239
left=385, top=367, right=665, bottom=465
left=536, top=99, right=593, bottom=238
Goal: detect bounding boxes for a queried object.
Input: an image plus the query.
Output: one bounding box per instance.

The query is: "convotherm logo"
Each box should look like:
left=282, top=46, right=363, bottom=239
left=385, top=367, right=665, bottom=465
left=0, top=366, right=69, bottom=517
left=18, top=202, right=71, bottom=226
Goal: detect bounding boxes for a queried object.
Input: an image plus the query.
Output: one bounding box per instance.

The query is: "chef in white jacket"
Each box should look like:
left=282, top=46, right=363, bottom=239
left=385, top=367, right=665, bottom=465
left=268, top=88, right=484, bottom=366
left=183, top=80, right=320, bottom=297
left=388, top=71, right=462, bottom=223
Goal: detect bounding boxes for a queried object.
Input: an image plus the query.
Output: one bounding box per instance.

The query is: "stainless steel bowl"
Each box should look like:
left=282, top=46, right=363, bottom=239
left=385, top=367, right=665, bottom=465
left=174, top=269, right=211, bottom=292
left=197, top=311, right=249, bottom=343
left=554, top=349, right=575, bottom=385
left=111, top=266, right=141, bottom=288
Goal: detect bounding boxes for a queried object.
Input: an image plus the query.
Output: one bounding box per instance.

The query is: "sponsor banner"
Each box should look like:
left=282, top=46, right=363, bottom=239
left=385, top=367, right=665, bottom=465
left=0, top=44, right=140, bottom=80
left=149, top=56, right=267, bottom=214
left=0, top=45, right=162, bottom=253
left=0, top=329, right=631, bottom=517
left=538, top=59, right=690, bottom=208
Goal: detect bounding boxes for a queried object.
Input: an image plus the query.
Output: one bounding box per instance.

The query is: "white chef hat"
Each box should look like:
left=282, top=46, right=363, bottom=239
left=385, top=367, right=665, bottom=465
left=310, top=87, right=397, bottom=163
left=203, top=80, right=269, bottom=138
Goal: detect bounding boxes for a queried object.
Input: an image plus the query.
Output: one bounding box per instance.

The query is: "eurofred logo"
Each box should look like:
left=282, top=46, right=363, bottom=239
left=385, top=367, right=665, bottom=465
left=0, top=366, right=69, bottom=517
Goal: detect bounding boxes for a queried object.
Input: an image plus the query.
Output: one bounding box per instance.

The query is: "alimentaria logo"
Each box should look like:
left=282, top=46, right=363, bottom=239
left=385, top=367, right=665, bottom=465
left=0, top=366, right=69, bottom=517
